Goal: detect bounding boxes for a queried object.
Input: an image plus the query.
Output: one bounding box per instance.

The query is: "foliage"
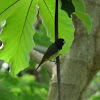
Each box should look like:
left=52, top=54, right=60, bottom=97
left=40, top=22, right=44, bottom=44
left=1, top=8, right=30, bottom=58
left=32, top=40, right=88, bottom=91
left=90, top=94, right=100, bottom=100
left=1, top=69, right=100, bottom=100
left=33, top=24, right=52, bottom=47
left=61, top=0, right=92, bottom=34
left=85, top=72, right=100, bottom=100
left=61, top=0, right=75, bottom=17
left=0, top=0, right=74, bottom=74
left=0, top=72, right=49, bottom=100
left=72, top=0, right=92, bottom=33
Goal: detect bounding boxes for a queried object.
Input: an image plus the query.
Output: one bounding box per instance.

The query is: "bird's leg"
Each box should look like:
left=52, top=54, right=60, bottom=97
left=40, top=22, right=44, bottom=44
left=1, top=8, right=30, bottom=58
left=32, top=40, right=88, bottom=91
left=50, top=54, right=62, bottom=64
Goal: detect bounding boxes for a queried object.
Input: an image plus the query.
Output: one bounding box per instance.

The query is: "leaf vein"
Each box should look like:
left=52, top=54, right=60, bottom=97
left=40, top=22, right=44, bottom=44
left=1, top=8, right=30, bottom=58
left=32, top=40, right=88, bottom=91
left=0, top=0, right=20, bottom=16
left=43, top=0, right=54, bottom=22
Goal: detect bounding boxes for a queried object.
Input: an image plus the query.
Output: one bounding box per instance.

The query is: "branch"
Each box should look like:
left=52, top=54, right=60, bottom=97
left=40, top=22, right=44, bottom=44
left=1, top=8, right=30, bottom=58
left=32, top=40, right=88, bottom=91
left=30, top=50, right=56, bottom=73
left=34, top=45, right=47, bottom=53
left=55, top=0, right=61, bottom=99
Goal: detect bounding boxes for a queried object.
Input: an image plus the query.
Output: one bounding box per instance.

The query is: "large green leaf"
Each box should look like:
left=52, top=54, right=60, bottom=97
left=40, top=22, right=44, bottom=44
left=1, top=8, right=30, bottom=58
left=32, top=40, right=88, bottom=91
left=72, top=0, right=92, bottom=34
left=38, top=0, right=74, bottom=54
left=0, top=0, right=37, bottom=74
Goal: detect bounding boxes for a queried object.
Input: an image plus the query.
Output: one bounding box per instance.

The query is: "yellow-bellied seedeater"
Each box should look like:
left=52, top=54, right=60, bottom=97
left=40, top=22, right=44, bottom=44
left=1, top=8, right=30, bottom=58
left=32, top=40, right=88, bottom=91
left=36, top=38, right=65, bottom=70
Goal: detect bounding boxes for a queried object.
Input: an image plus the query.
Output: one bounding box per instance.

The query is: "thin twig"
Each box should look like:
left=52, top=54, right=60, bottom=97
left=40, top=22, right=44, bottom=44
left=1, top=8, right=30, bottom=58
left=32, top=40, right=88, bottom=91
left=55, top=0, right=61, bottom=100
left=56, top=57, right=61, bottom=100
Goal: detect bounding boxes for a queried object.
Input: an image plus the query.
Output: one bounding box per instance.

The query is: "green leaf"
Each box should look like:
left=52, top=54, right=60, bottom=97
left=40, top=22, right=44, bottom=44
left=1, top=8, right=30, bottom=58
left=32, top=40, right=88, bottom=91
left=59, top=10, right=74, bottom=54
left=33, top=24, right=52, bottom=47
left=0, top=0, right=20, bottom=22
left=61, top=0, right=75, bottom=17
left=73, top=0, right=85, bottom=12
left=72, top=0, right=92, bottom=34
left=38, top=0, right=74, bottom=54
left=76, top=9, right=91, bottom=34
left=0, top=0, right=37, bottom=74
left=0, top=72, right=48, bottom=100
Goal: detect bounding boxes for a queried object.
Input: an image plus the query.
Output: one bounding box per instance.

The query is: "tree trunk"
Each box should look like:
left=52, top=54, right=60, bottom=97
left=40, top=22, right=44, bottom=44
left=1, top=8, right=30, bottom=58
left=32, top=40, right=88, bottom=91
left=47, top=0, right=100, bottom=100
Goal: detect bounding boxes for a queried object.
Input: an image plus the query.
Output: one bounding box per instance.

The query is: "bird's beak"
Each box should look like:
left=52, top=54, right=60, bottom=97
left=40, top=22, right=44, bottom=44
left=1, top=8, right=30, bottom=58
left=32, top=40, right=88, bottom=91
left=63, top=41, right=66, bottom=43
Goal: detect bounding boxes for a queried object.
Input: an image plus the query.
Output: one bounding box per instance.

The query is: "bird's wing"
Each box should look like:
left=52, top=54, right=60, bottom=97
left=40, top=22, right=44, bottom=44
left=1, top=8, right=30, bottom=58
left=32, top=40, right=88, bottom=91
left=36, top=43, right=58, bottom=71
left=42, top=43, right=58, bottom=61
left=40, top=44, right=58, bottom=64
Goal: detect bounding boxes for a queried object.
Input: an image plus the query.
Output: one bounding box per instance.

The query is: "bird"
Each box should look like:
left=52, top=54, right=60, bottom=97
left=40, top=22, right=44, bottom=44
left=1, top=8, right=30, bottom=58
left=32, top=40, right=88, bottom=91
left=36, top=38, right=65, bottom=71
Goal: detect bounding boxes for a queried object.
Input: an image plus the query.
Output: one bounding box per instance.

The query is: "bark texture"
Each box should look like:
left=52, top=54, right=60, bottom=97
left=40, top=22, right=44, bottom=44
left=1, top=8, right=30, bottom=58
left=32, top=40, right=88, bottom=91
left=47, top=0, right=100, bottom=100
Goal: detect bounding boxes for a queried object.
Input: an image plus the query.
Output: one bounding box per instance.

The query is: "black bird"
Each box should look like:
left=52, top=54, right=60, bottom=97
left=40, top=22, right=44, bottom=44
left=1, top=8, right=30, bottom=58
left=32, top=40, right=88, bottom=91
left=36, top=38, right=65, bottom=70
